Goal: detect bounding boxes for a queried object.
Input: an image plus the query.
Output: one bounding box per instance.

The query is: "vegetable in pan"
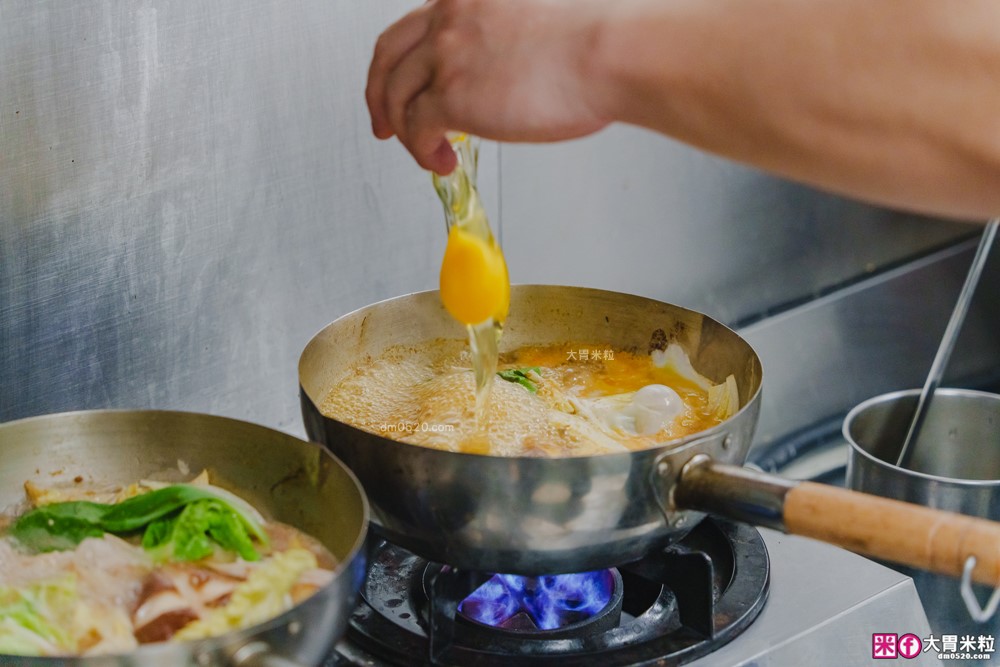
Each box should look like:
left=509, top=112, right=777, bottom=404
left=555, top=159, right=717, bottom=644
left=496, top=367, right=541, bottom=393
left=0, top=473, right=336, bottom=657
left=11, top=484, right=267, bottom=560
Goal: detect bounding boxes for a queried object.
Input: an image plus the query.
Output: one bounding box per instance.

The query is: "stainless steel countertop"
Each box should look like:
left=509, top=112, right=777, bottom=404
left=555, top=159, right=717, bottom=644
left=691, top=529, right=939, bottom=667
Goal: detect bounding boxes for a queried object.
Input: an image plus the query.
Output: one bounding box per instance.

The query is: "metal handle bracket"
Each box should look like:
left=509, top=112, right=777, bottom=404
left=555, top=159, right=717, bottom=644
left=961, top=555, right=1000, bottom=623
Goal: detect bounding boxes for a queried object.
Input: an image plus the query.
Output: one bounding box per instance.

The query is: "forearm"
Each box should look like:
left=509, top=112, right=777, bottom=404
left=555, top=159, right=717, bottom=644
left=592, top=0, right=1000, bottom=220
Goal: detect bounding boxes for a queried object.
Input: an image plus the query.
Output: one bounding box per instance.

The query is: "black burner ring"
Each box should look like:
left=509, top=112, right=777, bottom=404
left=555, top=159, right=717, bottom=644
left=338, top=517, right=769, bottom=666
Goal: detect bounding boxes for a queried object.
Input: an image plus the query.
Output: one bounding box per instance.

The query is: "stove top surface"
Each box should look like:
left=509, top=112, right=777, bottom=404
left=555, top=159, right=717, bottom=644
left=324, top=523, right=935, bottom=667
left=326, top=517, right=768, bottom=666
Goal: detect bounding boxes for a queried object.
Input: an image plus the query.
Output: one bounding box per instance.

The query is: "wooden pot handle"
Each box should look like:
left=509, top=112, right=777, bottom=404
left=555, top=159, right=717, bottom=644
left=785, top=482, right=1000, bottom=587
left=674, top=456, right=1000, bottom=587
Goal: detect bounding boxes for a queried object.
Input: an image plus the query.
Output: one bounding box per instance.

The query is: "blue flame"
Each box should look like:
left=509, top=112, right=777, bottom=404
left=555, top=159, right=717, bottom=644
left=458, top=570, right=614, bottom=630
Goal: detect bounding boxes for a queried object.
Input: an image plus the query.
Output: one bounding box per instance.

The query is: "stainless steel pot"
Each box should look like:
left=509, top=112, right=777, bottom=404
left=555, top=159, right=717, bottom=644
left=302, top=285, right=762, bottom=573
left=0, top=410, right=369, bottom=667
left=845, top=389, right=1000, bottom=626
left=300, top=285, right=1000, bottom=586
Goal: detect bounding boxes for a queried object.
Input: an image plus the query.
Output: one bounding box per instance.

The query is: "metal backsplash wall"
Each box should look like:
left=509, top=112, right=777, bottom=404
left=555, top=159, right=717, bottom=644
left=1, top=0, right=472, bottom=431
left=1, top=1, right=989, bottom=441
left=498, top=132, right=972, bottom=325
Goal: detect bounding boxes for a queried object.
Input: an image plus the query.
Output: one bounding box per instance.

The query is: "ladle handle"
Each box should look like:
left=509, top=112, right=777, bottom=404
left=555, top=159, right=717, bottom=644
left=676, top=456, right=1000, bottom=586
left=896, top=218, right=999, bottom=468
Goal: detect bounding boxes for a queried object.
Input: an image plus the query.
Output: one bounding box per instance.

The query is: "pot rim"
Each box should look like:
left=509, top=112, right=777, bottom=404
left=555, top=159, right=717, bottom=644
left=843, top=387, right=1000, bottom=487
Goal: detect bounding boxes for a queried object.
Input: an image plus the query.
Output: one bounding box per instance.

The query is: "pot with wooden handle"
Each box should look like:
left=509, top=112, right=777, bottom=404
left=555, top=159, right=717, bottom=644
left=300, top=285, right=1000, bottom=588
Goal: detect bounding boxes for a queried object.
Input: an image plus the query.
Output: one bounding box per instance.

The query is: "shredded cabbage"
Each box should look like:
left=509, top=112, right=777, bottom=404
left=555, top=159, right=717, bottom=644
left=707, top=374, right=740, bottom=421
left=650, top=344, right=715, bottom=390
left=653, top=343, right=741, bottom=420
left=174, top=549, right=317, bottom=640
left=0, top=575, right=77, bottom=656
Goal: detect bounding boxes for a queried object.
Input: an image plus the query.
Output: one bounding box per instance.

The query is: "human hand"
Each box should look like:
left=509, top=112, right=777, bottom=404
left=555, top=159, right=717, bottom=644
left=366, top=0, right=613, bottom=174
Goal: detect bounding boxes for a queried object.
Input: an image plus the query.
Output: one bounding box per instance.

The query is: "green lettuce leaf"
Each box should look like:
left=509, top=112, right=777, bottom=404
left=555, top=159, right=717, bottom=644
left=142, top=499, right=261, bottom=562
left=11, top=484, right=268, bottom=561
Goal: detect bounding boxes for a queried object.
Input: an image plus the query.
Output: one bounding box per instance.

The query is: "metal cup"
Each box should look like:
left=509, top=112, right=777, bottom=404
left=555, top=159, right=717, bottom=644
left=844, top=388, right=1000, bottom=637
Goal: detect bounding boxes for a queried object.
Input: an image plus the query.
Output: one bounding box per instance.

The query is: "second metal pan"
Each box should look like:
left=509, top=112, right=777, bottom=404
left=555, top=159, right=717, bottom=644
left=0, top=410, right=369, bottom=667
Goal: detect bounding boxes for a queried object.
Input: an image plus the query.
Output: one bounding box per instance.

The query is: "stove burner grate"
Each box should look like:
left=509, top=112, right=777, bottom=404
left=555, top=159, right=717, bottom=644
left=330, top=517, right=768, bottom=666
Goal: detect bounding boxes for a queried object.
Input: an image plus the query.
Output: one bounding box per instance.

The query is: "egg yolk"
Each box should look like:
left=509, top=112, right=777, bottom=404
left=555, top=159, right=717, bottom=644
left=439, top=225, right=510, bottom=325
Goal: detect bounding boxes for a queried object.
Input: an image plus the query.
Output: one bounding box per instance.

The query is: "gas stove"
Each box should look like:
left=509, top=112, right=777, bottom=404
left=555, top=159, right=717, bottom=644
left=323, top=517, right=936, bottom=666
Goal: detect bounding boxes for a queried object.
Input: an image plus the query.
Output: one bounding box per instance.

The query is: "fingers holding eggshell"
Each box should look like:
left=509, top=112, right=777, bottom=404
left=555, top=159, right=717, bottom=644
left=366, top=3, right=436, bottom=139
left=384, top=42, right=438, bottom=147
left=404, top=90, right=457, bottom=174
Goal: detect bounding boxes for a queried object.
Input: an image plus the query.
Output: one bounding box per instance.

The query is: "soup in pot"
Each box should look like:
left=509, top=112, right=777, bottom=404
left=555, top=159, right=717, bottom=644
left=321, top=340, right=738, bottom=456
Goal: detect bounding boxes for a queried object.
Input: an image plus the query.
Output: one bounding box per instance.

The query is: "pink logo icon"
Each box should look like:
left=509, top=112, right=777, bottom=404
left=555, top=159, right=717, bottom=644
left=898, top=634, right=922, bottom=659
left=873, top=633, right=898, bottom=659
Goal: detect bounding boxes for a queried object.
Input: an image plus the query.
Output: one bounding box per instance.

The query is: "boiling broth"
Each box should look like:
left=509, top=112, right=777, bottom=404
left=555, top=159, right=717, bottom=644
left=321, top=340, right=737, bottom=457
